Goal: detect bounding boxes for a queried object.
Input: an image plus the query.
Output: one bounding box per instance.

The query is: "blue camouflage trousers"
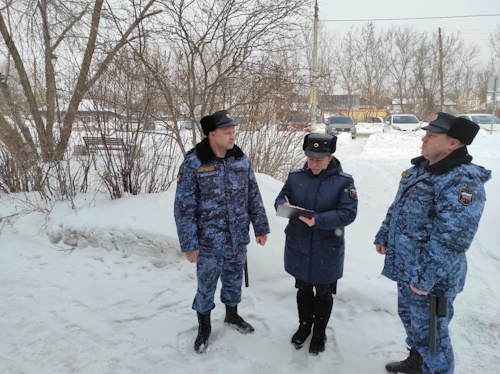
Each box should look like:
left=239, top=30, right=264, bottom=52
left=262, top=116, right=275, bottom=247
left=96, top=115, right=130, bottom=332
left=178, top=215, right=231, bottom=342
left=397, top=282, right=456, bottom=374
left=192, top=249, right=247, bottom=314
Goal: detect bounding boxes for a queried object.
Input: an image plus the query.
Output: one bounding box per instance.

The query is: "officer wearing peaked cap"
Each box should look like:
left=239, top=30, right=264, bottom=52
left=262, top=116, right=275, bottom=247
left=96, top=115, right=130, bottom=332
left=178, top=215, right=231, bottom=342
left=199, top=109, right=238, bottom=136
left=174, top=109, right=270, bottom=353
left=275, top=132, right=358, bottom=355
left=375, top=112, right=491, bottom=373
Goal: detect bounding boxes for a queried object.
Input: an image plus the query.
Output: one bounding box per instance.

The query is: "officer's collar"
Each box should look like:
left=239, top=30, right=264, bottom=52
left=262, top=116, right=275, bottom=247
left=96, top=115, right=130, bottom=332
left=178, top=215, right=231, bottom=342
left=303, top=157, right=341, bottom=175
left=411, top=146, right=472, bottom=174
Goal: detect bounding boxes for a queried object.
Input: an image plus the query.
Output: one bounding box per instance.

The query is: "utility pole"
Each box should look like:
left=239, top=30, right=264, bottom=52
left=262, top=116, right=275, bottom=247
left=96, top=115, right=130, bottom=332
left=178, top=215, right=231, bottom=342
left=310, top=0, right=319, bottom=121
left=492, top=77, right=498, bottom=116
left=438, top=28, right=444, bottom=111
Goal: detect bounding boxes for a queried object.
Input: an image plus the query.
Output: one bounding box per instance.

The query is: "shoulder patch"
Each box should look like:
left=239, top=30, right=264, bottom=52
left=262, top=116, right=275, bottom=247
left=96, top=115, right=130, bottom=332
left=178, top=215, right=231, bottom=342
left=349, top=185, right=358, bottom=199
left=458, top=188, right=474, bottom=206
left=402, top=171, right=411, bottom=178
left=289, top=168, right=303, bottom=174
left=338, top=171, right=352, bottom=178
left=177, top=172, right=182, bottom=183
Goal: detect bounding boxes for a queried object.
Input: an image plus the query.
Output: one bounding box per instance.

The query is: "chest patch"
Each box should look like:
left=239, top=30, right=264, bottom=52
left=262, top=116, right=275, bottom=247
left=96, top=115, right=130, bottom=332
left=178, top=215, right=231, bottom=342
left=458, top=188, right=474, bottom=206
left=197, top=166, right=215, bottom=173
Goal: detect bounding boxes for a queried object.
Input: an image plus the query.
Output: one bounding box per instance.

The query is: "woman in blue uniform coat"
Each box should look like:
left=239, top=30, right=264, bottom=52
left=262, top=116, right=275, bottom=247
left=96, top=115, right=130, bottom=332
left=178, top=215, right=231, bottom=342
left=275, top=133, right=358, bottom=355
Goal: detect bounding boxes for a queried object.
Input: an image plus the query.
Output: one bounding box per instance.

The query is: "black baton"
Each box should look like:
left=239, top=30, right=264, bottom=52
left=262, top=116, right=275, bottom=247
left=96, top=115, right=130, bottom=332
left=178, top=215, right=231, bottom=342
left=244, top=258, right=249, bottom=287
left=429, top=295, right=449, bottom=355
left=429, top=295, right=437, bottom=355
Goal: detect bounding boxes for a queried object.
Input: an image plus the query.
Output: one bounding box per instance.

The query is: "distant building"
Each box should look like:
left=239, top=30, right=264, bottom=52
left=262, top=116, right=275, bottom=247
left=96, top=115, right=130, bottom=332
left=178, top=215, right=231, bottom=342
left=48, top=99, right=117, bottom=128
left=318, top=94, right=388, bottom=122
left=459, top=91, right=481, bottom=112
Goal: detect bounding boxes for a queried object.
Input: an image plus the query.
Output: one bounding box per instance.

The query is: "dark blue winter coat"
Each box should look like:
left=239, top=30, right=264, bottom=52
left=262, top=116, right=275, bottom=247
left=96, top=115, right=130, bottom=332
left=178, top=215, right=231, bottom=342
left=174, top=138, right=270, bottom=255
left=275, top=158, right=358, bottom=284
left=374, top=147, right=491, bottom=297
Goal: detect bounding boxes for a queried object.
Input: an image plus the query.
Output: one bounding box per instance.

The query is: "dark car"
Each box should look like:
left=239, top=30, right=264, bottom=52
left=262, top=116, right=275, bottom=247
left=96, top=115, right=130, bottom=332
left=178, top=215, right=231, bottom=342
left=325, top=116, right=356, bottom=139
left=278, top=114, right=311, bottom=132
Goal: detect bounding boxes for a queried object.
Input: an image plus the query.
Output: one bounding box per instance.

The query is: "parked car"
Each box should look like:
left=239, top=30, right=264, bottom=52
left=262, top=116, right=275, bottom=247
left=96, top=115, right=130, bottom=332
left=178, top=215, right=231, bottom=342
left=325, top=115, right=356, bottom=139
left=384, top=114, right=421, bottom=131
left=368, top=116, right=384, bottom=123
left=457, top=113, right=500, bottom=131
left=278, top=114, right=311, bottom=132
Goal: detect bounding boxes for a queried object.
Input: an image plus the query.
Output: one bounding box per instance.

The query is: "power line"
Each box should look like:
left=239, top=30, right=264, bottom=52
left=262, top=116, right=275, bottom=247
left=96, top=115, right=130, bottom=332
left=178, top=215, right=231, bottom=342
left=322, top=14, right=500, bottom=23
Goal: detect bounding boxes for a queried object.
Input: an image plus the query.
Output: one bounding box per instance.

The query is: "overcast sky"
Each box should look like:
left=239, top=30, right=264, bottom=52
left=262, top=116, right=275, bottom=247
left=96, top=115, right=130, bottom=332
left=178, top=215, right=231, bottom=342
left=316, top=0, right=500, bottom=61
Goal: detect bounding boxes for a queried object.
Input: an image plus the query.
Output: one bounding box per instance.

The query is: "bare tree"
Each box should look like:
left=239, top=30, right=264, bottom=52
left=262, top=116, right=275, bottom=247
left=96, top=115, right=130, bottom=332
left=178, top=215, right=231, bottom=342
left=140, top=0, right=312, bottom=148
left=0, top=0, right=161, bottom=194
left=84, top=49, right=180, bottom=198
left=489, top=25, right=500, bottom=68
left=447, top=44, right=481, bottom=112
left=354, top=23, right=388, bottom=106
left=315, top=26, right=339, bottom=102
left=384, top=26, right=422, bottom=114
left=334, top=27, right=360, bottom=113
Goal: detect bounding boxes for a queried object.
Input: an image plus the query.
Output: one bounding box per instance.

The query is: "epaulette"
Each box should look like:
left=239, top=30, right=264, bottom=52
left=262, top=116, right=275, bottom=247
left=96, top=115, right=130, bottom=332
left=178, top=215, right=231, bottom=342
left=289, top=168, right=303, bottom=174
left=338, top=171, right=353, bottom=178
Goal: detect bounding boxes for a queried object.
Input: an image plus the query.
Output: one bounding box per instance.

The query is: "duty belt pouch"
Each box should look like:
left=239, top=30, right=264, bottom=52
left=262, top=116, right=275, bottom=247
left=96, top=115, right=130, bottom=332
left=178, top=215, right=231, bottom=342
left=436, top=296, right=449, bottom=317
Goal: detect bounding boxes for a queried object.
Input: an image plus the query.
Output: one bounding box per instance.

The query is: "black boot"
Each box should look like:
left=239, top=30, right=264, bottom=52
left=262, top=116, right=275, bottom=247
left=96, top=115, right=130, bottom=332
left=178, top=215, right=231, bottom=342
left=309, top=292, right=333, bottom=355
left=224, top=304, right=254, bottom=334
left=194, top=311, right=211, bottom=353
left=291, top=288, right=314, bottom=349
left=385, top=348, right=423, bottom=374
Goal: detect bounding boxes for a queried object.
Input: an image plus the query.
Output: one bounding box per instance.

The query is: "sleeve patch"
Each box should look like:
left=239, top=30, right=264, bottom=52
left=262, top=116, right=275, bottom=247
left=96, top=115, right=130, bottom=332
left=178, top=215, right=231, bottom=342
left=349, top=185, right=358, bottom=199
left=458, top=188, right=474, bottom=206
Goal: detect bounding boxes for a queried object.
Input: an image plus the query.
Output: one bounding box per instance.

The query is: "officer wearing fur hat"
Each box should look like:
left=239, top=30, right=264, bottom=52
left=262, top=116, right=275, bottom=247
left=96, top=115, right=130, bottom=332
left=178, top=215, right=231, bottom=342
left=275, top=133, right=358, bottom=355
left=374, top=112, right=491, bottom=373
left=174, top=109, right=270, bottom=353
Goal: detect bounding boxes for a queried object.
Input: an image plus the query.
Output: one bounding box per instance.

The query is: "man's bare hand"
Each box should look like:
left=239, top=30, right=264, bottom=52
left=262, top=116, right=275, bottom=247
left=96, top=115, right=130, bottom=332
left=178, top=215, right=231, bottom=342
left=299, top=215, right=315, bottom=227
left=185, top=250, right=199, bottom=263
left=375, top=244, right=387, bottom=255
left=256, top=235, right=267, bottom=246
left=410, top=284, right=428, bottom=295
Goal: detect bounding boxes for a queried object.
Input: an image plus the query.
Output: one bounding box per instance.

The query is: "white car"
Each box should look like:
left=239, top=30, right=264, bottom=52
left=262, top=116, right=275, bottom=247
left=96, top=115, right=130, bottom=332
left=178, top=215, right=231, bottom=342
left=457, top=114, right=500, bottom=131
left=384, top=114, right=421, bottom=131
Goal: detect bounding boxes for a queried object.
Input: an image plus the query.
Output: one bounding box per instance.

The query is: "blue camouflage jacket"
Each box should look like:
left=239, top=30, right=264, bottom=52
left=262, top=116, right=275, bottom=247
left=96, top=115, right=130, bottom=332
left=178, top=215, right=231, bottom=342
left=275, top=158, right=358, bottom=284
left=375, top=147, right=491, bottom=297
left=174, top=138, right=270, bottom=255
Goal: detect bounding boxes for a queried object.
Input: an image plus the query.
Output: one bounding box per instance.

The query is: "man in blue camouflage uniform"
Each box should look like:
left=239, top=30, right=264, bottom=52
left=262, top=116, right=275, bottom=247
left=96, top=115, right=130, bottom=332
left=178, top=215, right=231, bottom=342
left=174, top=109, right=270, bottom=353
left=375, top=112, right=491, bottom=373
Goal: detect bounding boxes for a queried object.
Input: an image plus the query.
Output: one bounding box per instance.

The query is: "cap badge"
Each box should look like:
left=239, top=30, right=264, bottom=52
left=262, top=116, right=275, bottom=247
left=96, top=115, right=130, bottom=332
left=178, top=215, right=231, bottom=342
left=226, top=113, right=230, bottom=119
left=434, top=114, right=438, bottom=120
left=313, top=142, right=319, bottom=148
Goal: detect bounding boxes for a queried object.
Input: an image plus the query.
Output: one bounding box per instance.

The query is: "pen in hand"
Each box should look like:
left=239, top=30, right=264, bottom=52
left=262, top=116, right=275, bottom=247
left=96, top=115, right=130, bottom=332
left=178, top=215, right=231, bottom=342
left=284, top=195, right=291, bottom=206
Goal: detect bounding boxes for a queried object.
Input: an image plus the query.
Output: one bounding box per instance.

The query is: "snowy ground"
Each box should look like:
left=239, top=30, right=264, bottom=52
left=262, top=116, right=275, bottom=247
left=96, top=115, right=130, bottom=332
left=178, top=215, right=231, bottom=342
left=0, top=128, right=499, bottom=374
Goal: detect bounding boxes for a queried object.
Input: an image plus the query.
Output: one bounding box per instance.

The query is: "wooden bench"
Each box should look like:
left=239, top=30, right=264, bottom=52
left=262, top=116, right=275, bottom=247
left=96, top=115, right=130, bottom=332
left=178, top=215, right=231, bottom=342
left=83, top=136, right=126, bottom=152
